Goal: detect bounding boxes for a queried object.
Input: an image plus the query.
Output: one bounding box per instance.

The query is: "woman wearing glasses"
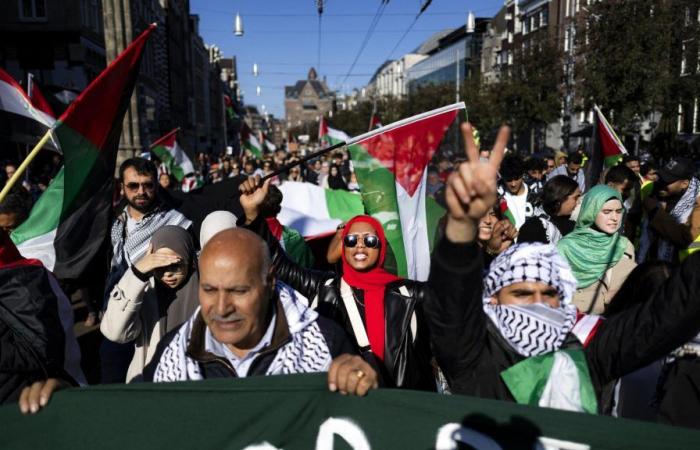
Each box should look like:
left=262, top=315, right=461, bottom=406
left=239, top=179, right=436, bottom=391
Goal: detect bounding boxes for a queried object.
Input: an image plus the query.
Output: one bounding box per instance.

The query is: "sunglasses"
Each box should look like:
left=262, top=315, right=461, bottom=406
left=343, top=234, right=381, bottom=249
left=124, top=181, right=155, bottom=191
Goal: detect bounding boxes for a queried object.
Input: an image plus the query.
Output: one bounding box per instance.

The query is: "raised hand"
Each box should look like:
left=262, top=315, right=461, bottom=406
left=239, top=176, right=270, bottom=224
left=134, top=244, right=181, bottom=274
left=487, top=219, right=518, bottom=254
left=445, top=122, right=510, bottom=243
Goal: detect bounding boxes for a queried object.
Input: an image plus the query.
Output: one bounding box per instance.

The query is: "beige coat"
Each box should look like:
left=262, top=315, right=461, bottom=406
left=100, top=269, right=169, bottom=382
left=572, top=241, right=637, bottom=315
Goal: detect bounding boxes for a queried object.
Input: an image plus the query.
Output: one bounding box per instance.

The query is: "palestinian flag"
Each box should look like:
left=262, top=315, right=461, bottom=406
left=277, top=181, right=364, bottom=239
left=150, top=128, right=195, bottom=182
left=223, top=94, right=238, bottom=120
left=347, top=103, right=459, bottom=281
left=11, top=25, right=155, bottom=278
left=499, top=199, right=516, bottom=226
left=27, top=73, right=56, bottom=118
left=258, top=130, right=277, bottom=152
left=318, top=116, right=349, bottom=146
left=584, top=105, right=628, bottom=189
left=500, top=349, right=598, bottom=414
left=266, top=217, right=315, bottom=268
left=0, top=68, right=58, bottom=150
left=369, top=113, right=382, bottom=131
left=241, top=122, right=262, bottom=158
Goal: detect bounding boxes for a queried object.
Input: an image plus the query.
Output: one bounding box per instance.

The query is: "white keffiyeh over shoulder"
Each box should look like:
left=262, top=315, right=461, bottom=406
left=152, top=281, right=333, bottom=382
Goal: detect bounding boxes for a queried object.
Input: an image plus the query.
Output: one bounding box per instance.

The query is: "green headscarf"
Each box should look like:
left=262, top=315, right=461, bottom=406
left=557, top=185, right=630, bottom=289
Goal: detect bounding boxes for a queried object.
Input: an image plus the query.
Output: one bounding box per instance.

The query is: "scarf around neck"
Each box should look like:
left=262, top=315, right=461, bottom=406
left=341, top=215, right=401, bottom=361
left=557, top=185, right=630, bottom=288
left=483, top=243, right=578, bottom=356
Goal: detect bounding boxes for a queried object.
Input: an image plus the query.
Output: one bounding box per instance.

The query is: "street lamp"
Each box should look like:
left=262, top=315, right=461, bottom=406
left=256, top=86, right=261, bottom=96
left=466, top=11, right=475, bottom=33
left=253, top=63, right=259, bottom=77
left=234, top=12, right=244, bottom=36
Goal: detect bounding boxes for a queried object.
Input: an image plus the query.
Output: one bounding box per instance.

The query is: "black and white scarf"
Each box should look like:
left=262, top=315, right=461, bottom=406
left=483, top=243, right=578, bottom=357
left=152, top=282, right=333, bottom=382
left=658, top=177, right=699, bottom=261
left=110, top=205, right=191, bottom=268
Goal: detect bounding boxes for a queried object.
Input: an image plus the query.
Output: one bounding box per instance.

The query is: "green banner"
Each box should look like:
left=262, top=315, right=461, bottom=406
left=2, top=374, right=699, bottom=449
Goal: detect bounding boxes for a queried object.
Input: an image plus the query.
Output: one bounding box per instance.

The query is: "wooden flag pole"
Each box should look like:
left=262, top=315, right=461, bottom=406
left=0, top=129, right=53, bottom=204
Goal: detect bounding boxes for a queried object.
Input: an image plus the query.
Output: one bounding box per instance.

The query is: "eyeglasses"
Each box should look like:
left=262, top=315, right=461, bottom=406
left=124, top=181, right=155, bottom=191
left=343, top=234, right=381, bottom=249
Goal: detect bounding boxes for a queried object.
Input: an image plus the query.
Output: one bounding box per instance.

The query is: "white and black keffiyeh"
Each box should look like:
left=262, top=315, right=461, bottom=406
left=110, top=206, right=191, bottom=268
left=657, top=177, right=700, bottom=261
left=483, top=243, right=578, bottom=357
left=152, top=282, right=333, bottom=382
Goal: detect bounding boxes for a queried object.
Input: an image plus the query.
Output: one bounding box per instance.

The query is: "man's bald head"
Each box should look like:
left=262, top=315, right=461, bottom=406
left=198, top=228, right=274, bottom=355
left=200, top=228, right=271, bottom=284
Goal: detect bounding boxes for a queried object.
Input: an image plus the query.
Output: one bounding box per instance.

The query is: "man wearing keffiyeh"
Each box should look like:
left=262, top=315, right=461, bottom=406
left=426, top=122, right=700, bottom=414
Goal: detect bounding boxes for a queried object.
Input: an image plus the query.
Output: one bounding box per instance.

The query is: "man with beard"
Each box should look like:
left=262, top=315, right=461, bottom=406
left=102, top=158, right=191, bottom=382
left=426, top=122, right=700, bottom=413
left=638, top=157, right=700, bottom=263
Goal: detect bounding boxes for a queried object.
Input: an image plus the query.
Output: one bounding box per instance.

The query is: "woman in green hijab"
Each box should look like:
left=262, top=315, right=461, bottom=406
left=557, top=184, right=637, bottom=314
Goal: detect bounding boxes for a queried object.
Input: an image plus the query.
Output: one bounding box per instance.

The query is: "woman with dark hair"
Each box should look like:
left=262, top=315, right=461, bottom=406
left=517, top=175, right=581, bottom=245
left=328, top=164, right=348, bottom=190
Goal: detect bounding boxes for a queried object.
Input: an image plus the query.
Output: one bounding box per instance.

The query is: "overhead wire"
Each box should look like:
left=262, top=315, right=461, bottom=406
left=384, top=0, right=432, bottom=61
left=339, top=0, right=390, bottom=86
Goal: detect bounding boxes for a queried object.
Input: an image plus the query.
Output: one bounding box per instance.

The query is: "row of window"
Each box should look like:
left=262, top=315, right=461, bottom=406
left=522, top=8, right=549, bottom=35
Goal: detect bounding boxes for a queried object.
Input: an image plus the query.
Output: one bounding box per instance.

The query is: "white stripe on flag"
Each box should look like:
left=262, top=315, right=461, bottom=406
left=396, top=169, right=431, bottom=281
left=278, top=182, right=338, bottom=238
left=0, top=79, right=55, bottom=128
left=172, top=141, right=195, bottom=175
left=16, top=228, right=57, bottom=271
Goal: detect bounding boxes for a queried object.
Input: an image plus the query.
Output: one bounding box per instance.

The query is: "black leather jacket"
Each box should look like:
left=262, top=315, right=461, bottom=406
left=245, top=216, right=436, bottom=391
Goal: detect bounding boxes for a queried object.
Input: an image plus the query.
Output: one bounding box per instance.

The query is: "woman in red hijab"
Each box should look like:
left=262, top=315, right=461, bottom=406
left=239, top=181, right=436, bottom=390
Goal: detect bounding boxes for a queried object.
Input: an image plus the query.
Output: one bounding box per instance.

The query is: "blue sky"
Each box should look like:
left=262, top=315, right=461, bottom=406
left=191, top=0, right=501, bottom=118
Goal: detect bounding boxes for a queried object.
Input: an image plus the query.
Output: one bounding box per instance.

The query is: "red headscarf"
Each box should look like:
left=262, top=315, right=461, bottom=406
left=341, top=215, right=401, bottom=361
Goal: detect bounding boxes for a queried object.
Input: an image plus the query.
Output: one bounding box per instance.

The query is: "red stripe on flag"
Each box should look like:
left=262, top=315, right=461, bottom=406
left=59, top=24, right=156, bottom=150
left=0, top=68, right=31, bottom=102
left=150, top=127, right=179, bottom=148
left=357, top=109, right=458, bottom=196
left=30, top=82, right=56, bottom=118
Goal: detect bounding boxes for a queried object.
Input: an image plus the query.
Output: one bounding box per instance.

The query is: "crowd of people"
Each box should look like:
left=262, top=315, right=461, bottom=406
left=2, top=121, right=700, bottom=433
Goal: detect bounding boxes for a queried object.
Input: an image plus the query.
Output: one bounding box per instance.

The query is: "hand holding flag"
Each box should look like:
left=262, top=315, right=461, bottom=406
left=445, top=123, right=510, bottom=243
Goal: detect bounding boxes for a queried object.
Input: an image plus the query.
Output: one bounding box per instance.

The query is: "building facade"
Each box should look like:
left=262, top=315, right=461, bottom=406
left=284, top=67, right=335, bottom=128
left=103, top=0, right=168, bottom=162
left=0, top=0, right=106, bottom=105
left=405, top=21, right=488, bottom=94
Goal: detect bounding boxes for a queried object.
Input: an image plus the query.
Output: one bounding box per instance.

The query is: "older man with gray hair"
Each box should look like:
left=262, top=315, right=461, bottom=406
left=140, top=227, right=377, bottom=396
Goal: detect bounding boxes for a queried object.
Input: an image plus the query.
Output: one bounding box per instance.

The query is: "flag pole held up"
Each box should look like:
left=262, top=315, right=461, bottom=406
left=261, top=140, right=346, bottom=182
left=0, top=128, right=53, bottom=203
